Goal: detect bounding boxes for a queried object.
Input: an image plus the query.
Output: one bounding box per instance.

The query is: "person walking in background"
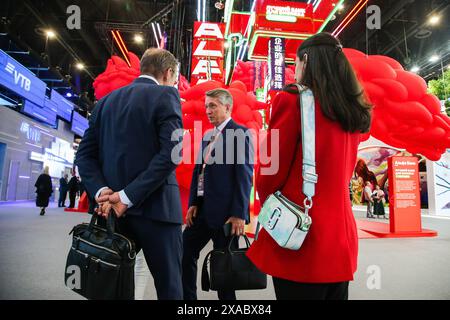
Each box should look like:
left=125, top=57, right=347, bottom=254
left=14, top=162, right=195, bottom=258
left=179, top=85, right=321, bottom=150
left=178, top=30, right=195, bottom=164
left=363, top=181, right=375, bottom=218
left=58, top=174, right=68, bottom=207
left=372, top=185, right=386, bottom=219
left=35, top=166, right=53, bottom=216
left=67, top=174, right=79, bottom=208
left=75, top=48, right=183, bottom=300
left=247, top=32, right=372, bottom=300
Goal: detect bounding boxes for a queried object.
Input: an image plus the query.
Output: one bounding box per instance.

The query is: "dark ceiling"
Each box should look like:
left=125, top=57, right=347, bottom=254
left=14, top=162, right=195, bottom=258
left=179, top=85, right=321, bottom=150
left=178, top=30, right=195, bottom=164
left=0, top=0, right=449, bottom=112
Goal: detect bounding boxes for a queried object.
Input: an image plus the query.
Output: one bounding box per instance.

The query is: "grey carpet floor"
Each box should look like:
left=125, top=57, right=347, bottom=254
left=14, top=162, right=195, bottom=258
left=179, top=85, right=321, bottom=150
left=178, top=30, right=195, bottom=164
left=0, top=202, right=449, bottom=300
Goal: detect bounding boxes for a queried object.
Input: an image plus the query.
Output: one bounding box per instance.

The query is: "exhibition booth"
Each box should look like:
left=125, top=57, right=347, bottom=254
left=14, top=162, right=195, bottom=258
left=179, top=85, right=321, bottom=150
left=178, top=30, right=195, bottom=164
left=0, top=49, right=88, bottom=201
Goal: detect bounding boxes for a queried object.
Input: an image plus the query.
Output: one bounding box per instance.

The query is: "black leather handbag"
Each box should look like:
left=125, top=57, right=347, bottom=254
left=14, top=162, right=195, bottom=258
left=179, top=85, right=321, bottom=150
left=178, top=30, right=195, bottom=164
left=201, top=235, right=267, bottom=292
left=64, top=212, right=136, bottom=300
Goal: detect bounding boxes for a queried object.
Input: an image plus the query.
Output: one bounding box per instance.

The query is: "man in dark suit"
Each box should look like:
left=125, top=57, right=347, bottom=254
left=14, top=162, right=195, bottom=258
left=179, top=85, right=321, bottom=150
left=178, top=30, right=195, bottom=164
left=58, top=174, right=68, bottom=207
left=182, top=88, right=254, bottom=300
left=67, top=174, right=79, bottom=208
left=75, top=48, right=183, bottom=300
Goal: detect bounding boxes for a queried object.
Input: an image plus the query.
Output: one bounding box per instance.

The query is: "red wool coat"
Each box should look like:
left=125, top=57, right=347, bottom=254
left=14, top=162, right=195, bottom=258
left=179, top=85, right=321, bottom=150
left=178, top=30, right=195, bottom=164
left=246, top=90, right=360, bottom=283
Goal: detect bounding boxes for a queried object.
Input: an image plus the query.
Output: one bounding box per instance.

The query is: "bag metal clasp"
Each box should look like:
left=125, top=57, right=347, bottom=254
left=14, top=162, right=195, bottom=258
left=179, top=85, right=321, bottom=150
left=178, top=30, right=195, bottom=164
left=267, top=207, right=282, bottom=230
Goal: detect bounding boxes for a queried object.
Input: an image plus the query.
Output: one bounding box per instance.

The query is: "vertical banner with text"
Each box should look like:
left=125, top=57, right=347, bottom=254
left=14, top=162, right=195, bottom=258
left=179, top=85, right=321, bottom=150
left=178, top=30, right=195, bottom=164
left=191, top=22, right=225, bottom=85
left=388, top=156, right=422, bottom=233
left=268, top=37, right=285, bottom=91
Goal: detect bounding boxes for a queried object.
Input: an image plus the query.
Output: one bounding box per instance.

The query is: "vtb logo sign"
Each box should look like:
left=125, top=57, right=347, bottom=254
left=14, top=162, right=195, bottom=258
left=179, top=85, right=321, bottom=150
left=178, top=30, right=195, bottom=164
left=5, top=62, right=31, bottom=91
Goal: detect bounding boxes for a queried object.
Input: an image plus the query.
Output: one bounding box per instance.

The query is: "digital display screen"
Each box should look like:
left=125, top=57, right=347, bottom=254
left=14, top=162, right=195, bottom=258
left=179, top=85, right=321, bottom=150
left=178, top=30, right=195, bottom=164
left=22, top=100, right=57, bottom=126
left=0, top=49, right=47, bottom=107
left=71, top=111, right=88, bottom=136
left=50, top=89, right=74, bottom=121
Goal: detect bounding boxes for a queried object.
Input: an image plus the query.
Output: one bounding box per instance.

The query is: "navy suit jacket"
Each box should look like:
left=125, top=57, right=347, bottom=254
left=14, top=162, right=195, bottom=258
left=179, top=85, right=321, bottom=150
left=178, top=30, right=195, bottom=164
left=75, top=77, right=183, bottom=224
left=188, top=119, right=254, bottom=229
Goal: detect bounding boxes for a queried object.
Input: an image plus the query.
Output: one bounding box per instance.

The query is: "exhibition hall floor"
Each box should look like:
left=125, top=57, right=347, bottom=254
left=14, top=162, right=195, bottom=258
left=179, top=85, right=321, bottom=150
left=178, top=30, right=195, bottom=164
left=0, top=202, right=449, bottom=300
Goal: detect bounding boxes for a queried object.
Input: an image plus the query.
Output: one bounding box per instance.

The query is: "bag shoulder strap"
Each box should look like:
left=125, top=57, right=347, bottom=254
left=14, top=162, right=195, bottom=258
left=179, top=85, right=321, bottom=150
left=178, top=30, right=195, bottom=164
left=292, top=84, right=318, bottom=208
left=255, top=86, right=318, bottom=240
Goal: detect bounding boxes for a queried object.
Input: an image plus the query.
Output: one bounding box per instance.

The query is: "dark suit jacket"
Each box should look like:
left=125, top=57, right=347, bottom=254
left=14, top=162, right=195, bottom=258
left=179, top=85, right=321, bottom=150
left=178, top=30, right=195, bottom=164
left=59, top=177, right=68, bottom=193
left=68, top=177, right=78, bottom=193
left=188, top=119, right=254, bottom=228
left=75, top=77, right=183, bottom=224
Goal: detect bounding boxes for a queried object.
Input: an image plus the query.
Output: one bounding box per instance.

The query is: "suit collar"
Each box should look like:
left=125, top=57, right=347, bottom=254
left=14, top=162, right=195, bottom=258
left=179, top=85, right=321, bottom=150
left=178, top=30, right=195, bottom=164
left=133, top=76, right=158, bottom=86
left=215, top=117, right=232, bottom=132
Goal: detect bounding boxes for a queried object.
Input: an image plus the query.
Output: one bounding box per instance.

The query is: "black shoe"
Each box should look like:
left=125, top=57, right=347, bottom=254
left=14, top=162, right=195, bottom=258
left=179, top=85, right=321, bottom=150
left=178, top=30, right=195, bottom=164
left=40, top=209, right=45, bottom=216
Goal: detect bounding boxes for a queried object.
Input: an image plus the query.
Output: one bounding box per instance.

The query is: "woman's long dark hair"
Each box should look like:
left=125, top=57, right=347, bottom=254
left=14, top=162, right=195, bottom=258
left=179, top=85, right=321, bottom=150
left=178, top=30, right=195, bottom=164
left=293, top=32, right=372, bottom=133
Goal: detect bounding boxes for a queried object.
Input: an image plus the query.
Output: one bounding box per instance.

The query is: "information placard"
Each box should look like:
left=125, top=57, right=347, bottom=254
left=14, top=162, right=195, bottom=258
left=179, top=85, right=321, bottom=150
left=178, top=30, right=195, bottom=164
left=388, top=156, right=422, bottom=233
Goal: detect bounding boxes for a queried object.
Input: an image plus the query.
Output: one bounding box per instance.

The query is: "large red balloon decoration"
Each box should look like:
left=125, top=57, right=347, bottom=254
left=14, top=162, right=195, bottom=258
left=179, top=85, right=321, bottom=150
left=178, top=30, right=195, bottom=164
left=93, top=52, right=141, bottom=100
left=343, top=48, right=450, bottom=161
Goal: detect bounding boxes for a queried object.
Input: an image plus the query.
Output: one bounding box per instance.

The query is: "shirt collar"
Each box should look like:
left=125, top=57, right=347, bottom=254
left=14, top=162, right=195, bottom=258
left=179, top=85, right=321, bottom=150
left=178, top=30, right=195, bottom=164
left=139, top=75, right=159, bottom=85
left=215, top=117, right=232, bottom=133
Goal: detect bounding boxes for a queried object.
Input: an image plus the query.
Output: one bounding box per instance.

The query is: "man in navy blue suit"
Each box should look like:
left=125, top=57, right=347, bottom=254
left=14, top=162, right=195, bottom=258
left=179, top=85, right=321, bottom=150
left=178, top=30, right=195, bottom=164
left=182, top=88, right=254, bottom=300
left=75, top=48, right=183, bottom=300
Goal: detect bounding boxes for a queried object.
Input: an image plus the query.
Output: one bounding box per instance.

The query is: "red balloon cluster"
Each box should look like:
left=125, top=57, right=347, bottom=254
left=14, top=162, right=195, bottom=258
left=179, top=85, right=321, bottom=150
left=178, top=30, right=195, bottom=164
left=93, top=52, right=141, bottom=100
left=344, top=48, right=450, bottom=161
left=93, top=52, right=192, bottom=100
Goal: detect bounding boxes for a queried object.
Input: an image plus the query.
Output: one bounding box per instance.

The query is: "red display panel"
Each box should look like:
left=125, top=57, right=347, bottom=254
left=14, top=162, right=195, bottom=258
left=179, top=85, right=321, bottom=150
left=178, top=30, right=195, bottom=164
left=388, top=156, right=422, bottom=233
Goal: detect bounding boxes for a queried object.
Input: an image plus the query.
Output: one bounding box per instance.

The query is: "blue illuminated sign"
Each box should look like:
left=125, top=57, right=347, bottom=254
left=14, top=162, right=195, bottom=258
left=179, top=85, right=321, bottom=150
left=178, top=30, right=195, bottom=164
left=50, top=89, right=74, bottom=121
left=22, top=100, right=57, bottom=126
left=71, top=111, right=88, bottom=136
left=0, top=49, right=47, bottom=107
left=44, top=97, right=58, bottom=113
left=20, top=122, right=41, bottom=143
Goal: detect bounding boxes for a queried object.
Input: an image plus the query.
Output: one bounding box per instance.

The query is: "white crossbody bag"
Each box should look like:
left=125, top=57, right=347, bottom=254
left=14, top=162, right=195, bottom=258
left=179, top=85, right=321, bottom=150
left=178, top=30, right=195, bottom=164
left=255, top=84, right=318, bottom=250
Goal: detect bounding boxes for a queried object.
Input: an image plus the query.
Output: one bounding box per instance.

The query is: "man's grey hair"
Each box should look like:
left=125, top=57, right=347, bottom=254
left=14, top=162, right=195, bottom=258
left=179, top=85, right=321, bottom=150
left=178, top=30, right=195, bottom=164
left=205, top=88, right=233, bottom=109
left=140, top=48, right=178, bottom=78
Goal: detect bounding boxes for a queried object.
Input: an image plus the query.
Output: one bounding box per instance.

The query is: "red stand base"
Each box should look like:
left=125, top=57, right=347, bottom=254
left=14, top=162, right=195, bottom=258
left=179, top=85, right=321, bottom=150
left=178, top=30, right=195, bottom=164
left=356, top=219, right=437, bottom=239
left=64, top=192, right=89, bottom=213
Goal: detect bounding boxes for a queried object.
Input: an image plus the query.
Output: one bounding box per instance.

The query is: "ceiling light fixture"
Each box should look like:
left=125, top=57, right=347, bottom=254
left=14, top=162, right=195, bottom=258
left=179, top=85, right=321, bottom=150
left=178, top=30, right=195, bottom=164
left=429, top=55, right=440, bottom=63
left=429, top=15, right=440, bottom=25
left=46, top=30, right=56, bottom=38
left=134, top=34, right=144, bottom=43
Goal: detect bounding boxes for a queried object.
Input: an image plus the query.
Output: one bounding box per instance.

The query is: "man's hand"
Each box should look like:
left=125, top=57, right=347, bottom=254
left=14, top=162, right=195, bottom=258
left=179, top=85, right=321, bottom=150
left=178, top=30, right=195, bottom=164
left=225, top=217, right=245, bottom=236
left=96, top=188, right=113, bottom=204
left=96, top=192, right=128, bottom=218
left=185, top=206, right=198, bottom=227
left=109, top=192, right=128, bottom=218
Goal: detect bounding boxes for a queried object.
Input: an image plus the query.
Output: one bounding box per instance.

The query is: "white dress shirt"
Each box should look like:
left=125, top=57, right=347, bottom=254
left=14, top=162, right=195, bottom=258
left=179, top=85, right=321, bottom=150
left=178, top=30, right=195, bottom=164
left=95, top=75, right=161, bottom=208
left=214, top=117, right=232, bottom=136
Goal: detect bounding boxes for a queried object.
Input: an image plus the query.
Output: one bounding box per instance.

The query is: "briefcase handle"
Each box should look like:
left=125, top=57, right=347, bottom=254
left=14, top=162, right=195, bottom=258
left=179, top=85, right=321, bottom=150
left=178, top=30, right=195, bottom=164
left=87, top=211, right=116, bottom=239
left=227, top=234, right=251, bottom=254
left=201, top=234, right=253, bottom=292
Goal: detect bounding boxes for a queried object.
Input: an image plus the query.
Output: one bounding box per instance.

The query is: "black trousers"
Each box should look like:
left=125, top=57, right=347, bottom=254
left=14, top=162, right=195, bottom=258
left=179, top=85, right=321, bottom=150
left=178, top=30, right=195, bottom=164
left=58, top=190, right=67, bottom=207
left=273, top=277, right=349, bottom=300
left=182, top=212, right=238, bottom=300
left=117, top=215, right=183, bottom=300
left=68, top=191, right=76, bottom=208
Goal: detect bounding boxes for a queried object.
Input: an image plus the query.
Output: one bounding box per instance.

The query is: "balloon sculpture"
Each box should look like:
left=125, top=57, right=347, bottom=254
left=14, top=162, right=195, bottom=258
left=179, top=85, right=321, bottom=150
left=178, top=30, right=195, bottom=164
left=343, top=49, right=449, bottom=161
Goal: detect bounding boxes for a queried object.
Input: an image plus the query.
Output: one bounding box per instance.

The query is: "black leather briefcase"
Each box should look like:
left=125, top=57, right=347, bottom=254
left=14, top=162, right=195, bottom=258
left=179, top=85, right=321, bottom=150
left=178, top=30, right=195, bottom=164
left=65, top=212, right=136, bottom=300
left=201, top=235, right=267, bottom=291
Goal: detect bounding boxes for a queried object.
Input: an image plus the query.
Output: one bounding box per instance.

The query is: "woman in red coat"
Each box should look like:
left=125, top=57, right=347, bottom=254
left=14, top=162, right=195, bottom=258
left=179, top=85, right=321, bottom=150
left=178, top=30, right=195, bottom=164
left=246, top=33, right=372, bottom=300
